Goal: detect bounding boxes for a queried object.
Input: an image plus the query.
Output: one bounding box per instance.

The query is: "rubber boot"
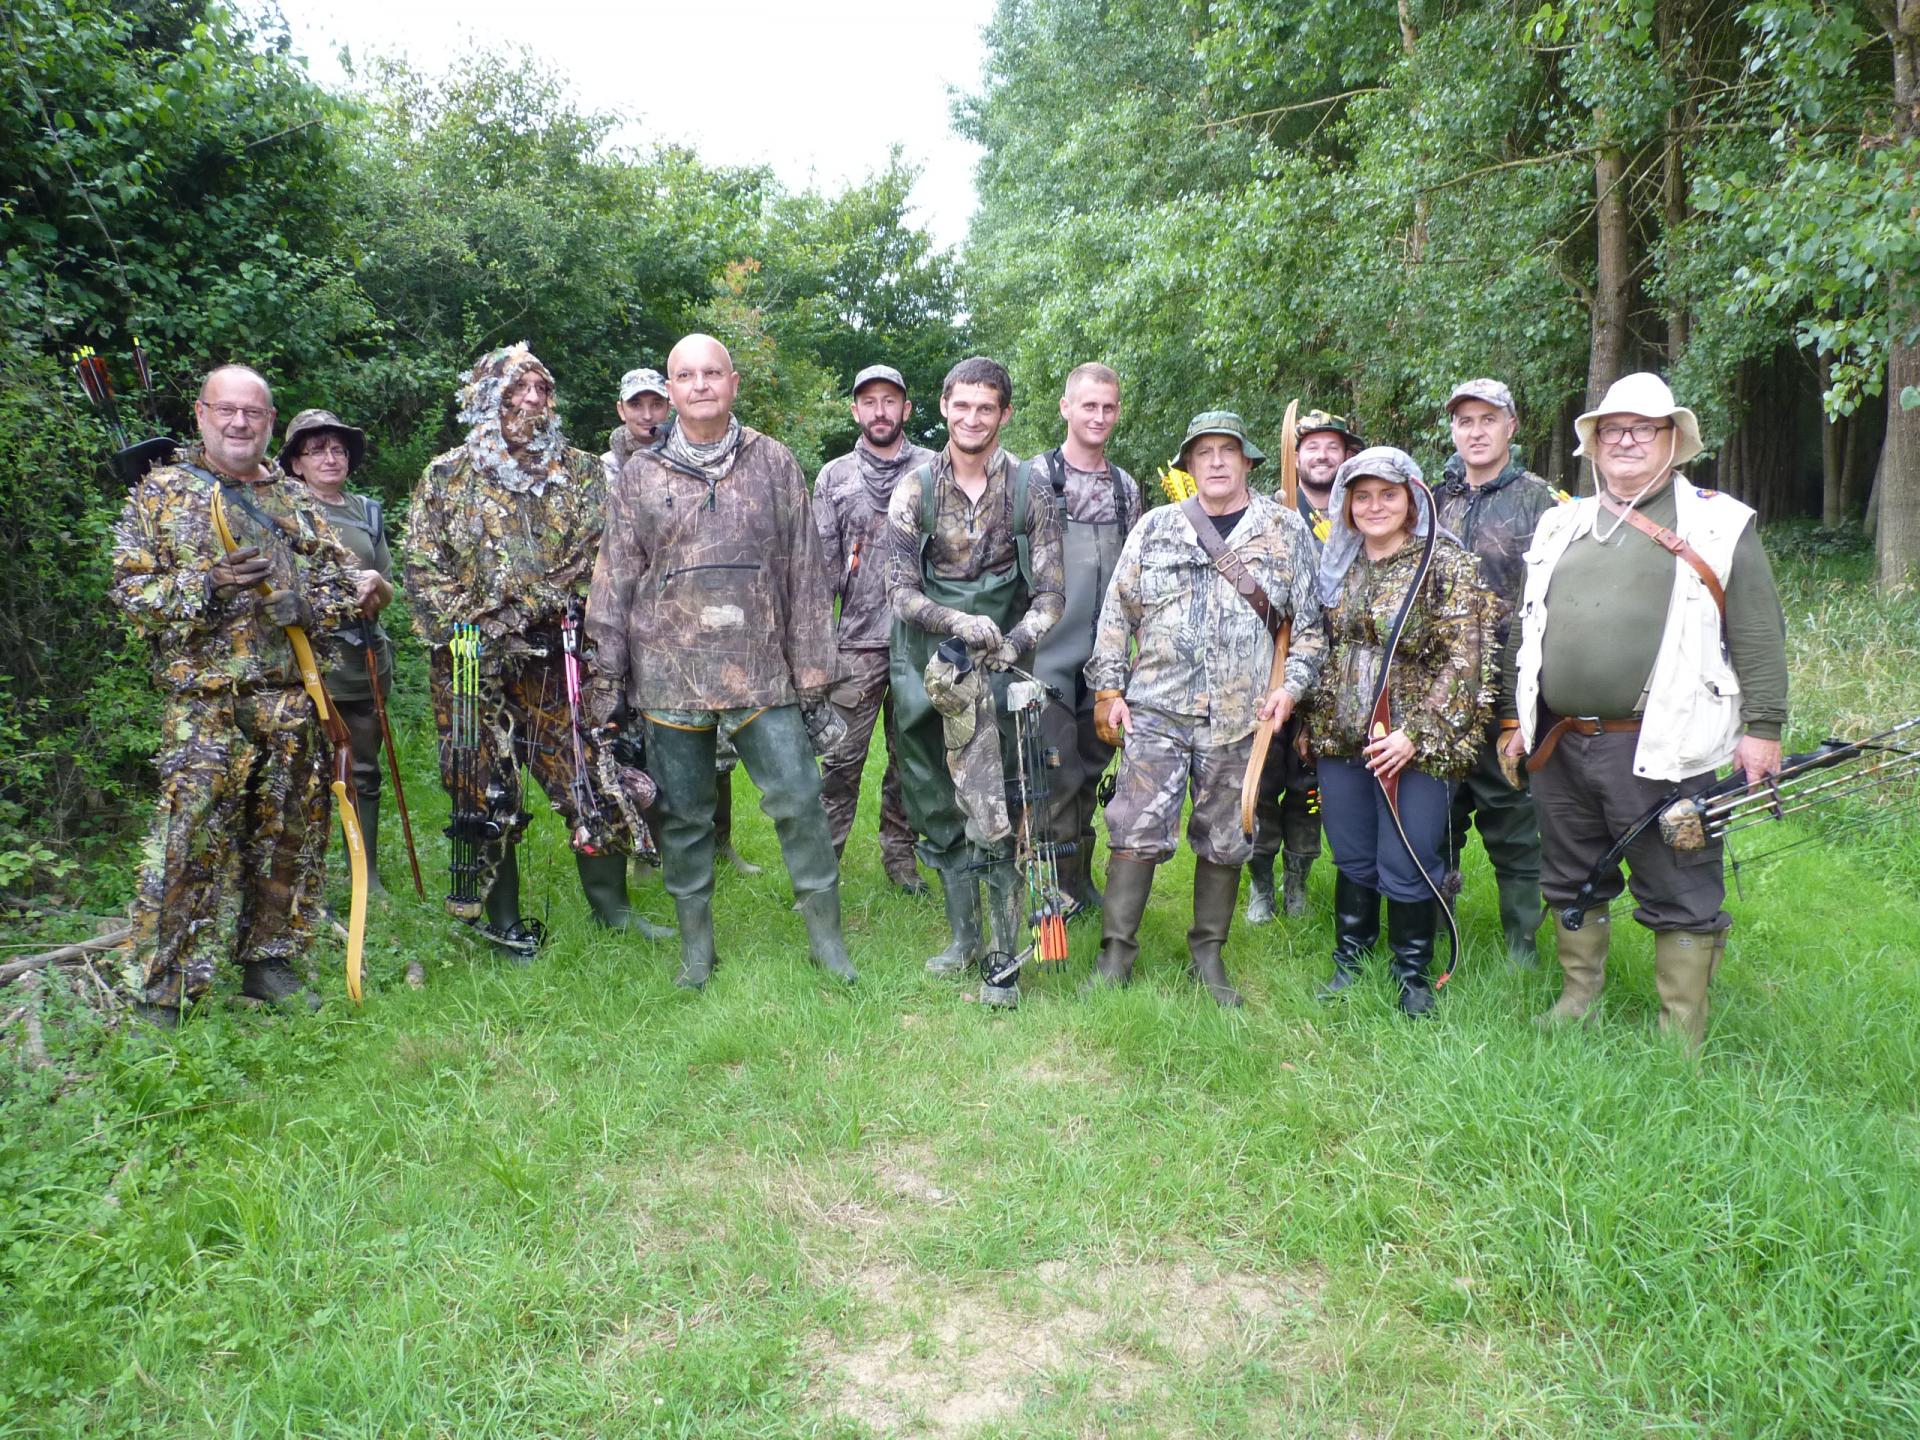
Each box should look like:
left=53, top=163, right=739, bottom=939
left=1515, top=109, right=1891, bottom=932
left=979, top=861, right=1022, bottom=1008
left=798, top=884, right=858, bottom=983
left=1387, top=897, right=1437, bottom=1017
left=242, top=959, right=323, bottom=1013
left=714, top=772, right=763, bottom=876
left=1540, top=908, right=1609, bottom=1025
left=357, top=795, right=387, bottom=897
left=576, top=850, right=675, bottom=941
left=1244, top=854, right=1277, bottom=926
left=1084, top=856, right=1155, bottom=991
left=1319, top=871, right=1380, bottom=999
left=673, top=893, right=716, bottom=990
left=927, top=868, right=982, bottom=976
left=1187, top=859, right=1244, bottom=1008
left=1498, top=871, right=1543, bottom=970
left=1281, top=853, right=1313, bottom=918
left=1654, top=928, right=1723, bottom=1054
left=478, top=848, right=543, bottom=963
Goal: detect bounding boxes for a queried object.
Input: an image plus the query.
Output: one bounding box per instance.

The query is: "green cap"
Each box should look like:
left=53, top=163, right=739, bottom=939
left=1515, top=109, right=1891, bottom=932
left=1175, top=410, right=1266, bottom=469
left=1296, top=408, right=1364, bottom=448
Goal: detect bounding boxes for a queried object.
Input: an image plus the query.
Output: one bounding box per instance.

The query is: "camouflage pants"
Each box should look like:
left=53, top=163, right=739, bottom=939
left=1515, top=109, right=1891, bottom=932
left=1102, top=707, right=1256, bottom=867
left=819, top=648, right=917, bottom=878
left=429, top=644, right=629, bottom=902
left=129, top=688, right=330, bottom=1007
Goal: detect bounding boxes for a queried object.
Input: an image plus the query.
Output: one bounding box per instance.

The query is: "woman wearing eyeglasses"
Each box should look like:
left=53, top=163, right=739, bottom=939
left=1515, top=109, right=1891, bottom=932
left=280, top=409, right=398, bottom=896
left=1499, top=373, right=1788, bottom=1052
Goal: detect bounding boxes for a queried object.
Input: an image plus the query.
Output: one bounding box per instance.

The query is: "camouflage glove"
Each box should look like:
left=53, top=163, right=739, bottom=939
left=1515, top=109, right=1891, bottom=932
left=263, top=587, right=315, bottom=629
left=802, top=699, right=849, bottom=757
left=207, top=545, right=270, bottom=601
left=985, top=639, right=1021, bottom=672
left=1093, top=690, right=1126, bottom=747
left=951, top=614, right=1002, bottom=651
left=582, top=677, right=626, bottom=729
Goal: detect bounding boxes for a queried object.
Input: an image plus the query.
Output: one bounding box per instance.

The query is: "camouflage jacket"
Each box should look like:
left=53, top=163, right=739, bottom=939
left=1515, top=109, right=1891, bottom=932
left=814, top=438, right=937, bottom=652
left=1434, top=456, right=1558, bottom=637
left=587, top=425, right=837, bottom=710
left=884, top=447, right=1065, bottom=645
left=1085, top=495, right=1326, bottom=744
left=403, top=442, right=606, bottom=657
left=110, top=445, right=364, bottom=696
left=1305, top=539, right=1499, bottom=780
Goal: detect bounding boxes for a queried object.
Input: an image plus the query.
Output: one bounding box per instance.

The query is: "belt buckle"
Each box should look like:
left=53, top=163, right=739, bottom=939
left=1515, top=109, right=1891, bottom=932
left=1574, top=714, right=1604, bottom=734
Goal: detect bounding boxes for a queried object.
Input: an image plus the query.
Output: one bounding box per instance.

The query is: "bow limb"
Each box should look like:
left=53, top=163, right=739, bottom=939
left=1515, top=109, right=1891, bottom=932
left=211, top=486, right=368, bottom=1003
left=1365, top=476, right=1462, bottom=983
left=1239, top=619, right=1292, bottom=837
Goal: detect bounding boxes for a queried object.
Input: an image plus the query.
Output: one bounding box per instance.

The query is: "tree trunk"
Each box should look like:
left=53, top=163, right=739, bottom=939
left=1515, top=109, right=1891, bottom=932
left=1660, top=0, right=1692, bottom=363
left=1588, top=136, right=1633, bottom=407
left=1875, top=0, right=1920, bottom=584
left=1844, top=382, right=1889, bottom=522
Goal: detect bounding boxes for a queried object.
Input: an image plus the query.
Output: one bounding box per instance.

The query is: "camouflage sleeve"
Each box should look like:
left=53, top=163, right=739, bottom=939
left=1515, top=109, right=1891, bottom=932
left=780, top=450, right=837, bottom=698
left=812, top=464, right=847, bottom=603
left=549, top=454, right=607, bottom=600
left=585, top=463, right=648, bottom=691
left=1277, top=513, right=1327, bottom=702
left=401, top=463, right=460, bottom=648
left=887, top=470, right=966, bottom=635
left=298, top=514, right=369, bottom=632
left=1084, top=521, right=1146, bottom=693
left=109, top=470, right=215, bottom=645
left=1006, top=475, right=1065, bottom=650
left=1405, top=547, right=1498, bottom=773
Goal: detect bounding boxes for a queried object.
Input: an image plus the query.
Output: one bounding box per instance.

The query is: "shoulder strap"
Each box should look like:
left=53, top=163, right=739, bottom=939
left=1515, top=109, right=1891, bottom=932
left=364, top=495, right=385, bottom=549
left=1596, top=489, right=1726, bottom=620
left=1178, top=496, right=1282, bottom=639
left=913, top=461, right=937, bottom=542
left=1048, top=448, right=1066, bottom=497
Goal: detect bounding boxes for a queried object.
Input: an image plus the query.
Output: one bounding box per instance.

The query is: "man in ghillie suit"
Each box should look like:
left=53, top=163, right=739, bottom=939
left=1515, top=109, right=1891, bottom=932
left=585, top=333, right=857, bottom=990
left=111, top=364, right=378, bottom=1025
left=405, top=343, right=671, bottom=960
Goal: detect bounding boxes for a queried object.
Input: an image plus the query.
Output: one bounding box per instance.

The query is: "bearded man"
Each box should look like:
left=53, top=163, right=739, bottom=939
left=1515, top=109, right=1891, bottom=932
left=405, top=343, right=670, bottom=960
left=812, top=364, right=935, bottom=893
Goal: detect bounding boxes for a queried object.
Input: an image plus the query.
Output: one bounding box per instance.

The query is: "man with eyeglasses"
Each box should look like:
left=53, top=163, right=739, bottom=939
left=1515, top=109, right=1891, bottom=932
left=111, top=365, right=382, bottom=1025
left=586, top=332, right=857, bottom=991
left=1433, top=378, right=1560, bottom=968
left=1500, top=372, right=1787, bottom=1052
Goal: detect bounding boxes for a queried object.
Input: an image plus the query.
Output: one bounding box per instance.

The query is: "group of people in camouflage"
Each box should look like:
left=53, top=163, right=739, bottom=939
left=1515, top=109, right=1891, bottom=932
left=112, top=341, right=1785, bottom=1051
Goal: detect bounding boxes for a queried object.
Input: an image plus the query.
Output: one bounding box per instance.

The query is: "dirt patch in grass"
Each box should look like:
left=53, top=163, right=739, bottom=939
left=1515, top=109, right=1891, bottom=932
left=812, top=1256, right=1326, bottom=1436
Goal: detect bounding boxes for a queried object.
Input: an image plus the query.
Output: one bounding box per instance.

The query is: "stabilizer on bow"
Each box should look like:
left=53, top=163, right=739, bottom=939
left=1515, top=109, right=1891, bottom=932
left=1007, top=676, right=1072, bottom=965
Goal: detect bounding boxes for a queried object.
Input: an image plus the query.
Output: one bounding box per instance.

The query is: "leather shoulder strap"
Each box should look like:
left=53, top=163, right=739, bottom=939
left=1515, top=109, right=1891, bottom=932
left=1178, top=495, right=1281, bottom=638
left=1596, top=489, right=1727, bottom=619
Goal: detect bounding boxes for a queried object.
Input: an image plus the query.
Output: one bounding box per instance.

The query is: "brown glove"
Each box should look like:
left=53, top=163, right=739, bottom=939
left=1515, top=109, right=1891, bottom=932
left=1093, top=689, right=1126, bottom=748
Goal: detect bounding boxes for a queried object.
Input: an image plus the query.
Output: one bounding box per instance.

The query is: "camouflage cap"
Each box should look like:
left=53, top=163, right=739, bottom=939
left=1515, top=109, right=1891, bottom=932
left=1295, top=408, right=1364, bottom=448
left=619, top=367, right=669, bottom=402
left=1446, top=378, right=1516, bottom=417
left=1175, top=410, right=1266, bottom=468
left=277, top=408, right=365, bottom=472
left=852, top=363, right=908, bottom=397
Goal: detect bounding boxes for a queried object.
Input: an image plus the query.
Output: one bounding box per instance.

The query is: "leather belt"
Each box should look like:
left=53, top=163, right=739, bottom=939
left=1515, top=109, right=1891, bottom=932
left=1527, top=713, right=1642, bottom=773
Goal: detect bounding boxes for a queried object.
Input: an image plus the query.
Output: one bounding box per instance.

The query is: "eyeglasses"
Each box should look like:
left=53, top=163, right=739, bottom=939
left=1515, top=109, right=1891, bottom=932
left=1597, top=421, right=1671, bottom=445
left=203, top=402, right=270, bottom=423
left=301, top=442, right=350, bottom=461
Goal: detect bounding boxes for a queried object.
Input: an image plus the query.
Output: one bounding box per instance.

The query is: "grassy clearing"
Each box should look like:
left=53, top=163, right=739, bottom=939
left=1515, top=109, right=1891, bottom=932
left=4, top=538, right=1918, bottom=1438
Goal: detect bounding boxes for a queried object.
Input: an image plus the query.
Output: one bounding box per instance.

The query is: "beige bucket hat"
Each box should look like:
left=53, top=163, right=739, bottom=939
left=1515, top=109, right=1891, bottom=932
left=1573, top=372, right=1703, bottom=466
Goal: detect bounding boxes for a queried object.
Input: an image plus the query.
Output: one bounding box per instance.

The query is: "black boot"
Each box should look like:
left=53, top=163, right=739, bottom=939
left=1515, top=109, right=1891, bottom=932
left=798, top=884, right=858, bottom=983
left=1084, top=855, right=1154, bottom=991
left=477, top=848, right=543, bottom=963
left=927, top=867, right=982, bottom=976
left=1387, top=897, right=1438, bottom=1017
left=242, top=958, right=323, bottom=1012
left=1188, top=859, right=1244, bottom=1008
left=357, top=794, right=387, bottom=897
left=980, top=861, right=1022, bottom=1008
left=1281, top=853, right=1313, bottom=918
left=1320, top=871, right=1380, bottom=999
left=576, top=851, right=675, bottom=940
left=1244, top=854, right=1277, bottom=925
left=673, top=893, right=716, bottom=990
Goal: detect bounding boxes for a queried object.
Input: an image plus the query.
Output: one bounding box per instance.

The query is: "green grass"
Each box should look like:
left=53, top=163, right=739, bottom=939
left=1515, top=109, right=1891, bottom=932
left=4, top=539, right=1918, bottom=1437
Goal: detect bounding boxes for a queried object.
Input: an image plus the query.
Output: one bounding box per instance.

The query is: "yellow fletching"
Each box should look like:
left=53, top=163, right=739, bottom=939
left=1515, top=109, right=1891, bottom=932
left=1158, top=466, right=1197, bottom=503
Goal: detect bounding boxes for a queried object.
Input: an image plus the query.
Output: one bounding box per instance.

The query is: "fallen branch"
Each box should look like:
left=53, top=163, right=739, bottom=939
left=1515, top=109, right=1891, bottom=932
left=0, top=928, right=131, bottom=986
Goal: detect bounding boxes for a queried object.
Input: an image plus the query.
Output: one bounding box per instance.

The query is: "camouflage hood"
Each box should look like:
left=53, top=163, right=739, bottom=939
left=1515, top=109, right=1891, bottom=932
left=1318, top=446, right=1458, bottom=608
left=459, top=342, right=569, bottom=495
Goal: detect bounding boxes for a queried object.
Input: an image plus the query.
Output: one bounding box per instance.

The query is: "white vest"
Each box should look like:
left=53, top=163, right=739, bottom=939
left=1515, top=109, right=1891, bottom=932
left=1514, top=479, right=1754, bottom=781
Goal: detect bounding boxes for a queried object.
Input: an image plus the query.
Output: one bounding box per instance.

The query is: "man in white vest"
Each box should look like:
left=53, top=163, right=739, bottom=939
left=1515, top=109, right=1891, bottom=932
left=1501, top=373, right=1786, bottom=1052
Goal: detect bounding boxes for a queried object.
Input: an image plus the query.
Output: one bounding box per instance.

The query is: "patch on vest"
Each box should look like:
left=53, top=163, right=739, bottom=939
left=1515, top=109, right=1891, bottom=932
left=699, top=604, right=746, bottom=630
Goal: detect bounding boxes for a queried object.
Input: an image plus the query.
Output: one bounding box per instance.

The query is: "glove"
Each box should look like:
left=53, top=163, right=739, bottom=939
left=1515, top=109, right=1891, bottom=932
left=582, top=677, right=626, bottom=729
left=207, top=546, right=270, bottom=601
left=803, top=699, right=849, bottom=757
left=951, top=614, right=1002, bottom=651
left=262, top=587, right=314, bottom=629
left=985, top=639, right=1020, bottom=672
left=1093, top=689, right=1126, bottom=747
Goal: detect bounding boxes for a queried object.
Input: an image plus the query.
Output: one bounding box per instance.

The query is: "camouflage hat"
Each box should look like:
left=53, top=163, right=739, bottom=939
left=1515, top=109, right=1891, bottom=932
left=278, top=408, right=365, bottom=473
left=619, top=367, right=669, bottom=402
left=852, top=363, right=908, bottom=397
left=1446, top=378, right=1516, bottom=417
left=1296, top=408, right=1364, bottom=449
left=1175, top=410, right=1266, bottom=469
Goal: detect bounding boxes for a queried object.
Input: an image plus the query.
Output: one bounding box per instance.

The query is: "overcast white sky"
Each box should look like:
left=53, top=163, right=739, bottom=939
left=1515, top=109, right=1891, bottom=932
left=279, top=0, right=996, bottom=250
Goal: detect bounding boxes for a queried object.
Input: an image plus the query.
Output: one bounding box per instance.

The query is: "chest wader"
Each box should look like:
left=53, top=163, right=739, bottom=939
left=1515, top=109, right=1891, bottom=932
left=1025, top=451, right=1131, bottom=912
left=890, top=464, right=1032, bottom=1004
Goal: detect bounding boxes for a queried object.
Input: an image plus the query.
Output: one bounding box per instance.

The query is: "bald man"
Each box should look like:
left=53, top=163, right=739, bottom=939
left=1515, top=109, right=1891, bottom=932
left=586, top=333, right=855, bottom=990
left=111, top=365, right=378, bottom=1025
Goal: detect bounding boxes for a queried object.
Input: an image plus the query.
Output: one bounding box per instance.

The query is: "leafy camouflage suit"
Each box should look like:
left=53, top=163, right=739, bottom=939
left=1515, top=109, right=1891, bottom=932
left=111, top=445, right=364, bottom=1010
left=404, top=346, right=629, bottom=924
left=1434, top=453, right=1558, bottom=963
left=813, top=437, right=935, bottom=886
